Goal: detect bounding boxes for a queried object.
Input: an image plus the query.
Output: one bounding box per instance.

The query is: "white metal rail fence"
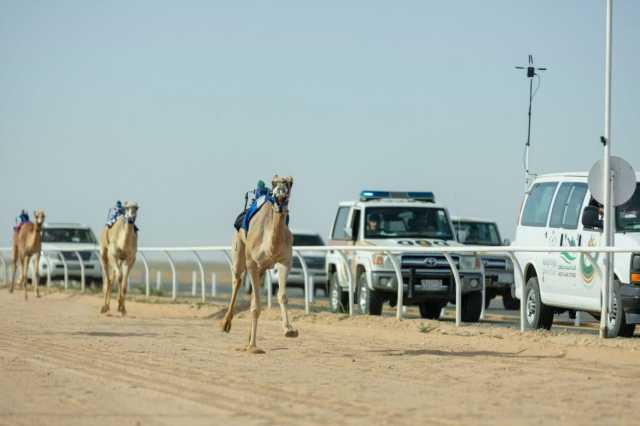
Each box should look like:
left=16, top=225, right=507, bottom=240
left=0, top=245, right=633, bottom=335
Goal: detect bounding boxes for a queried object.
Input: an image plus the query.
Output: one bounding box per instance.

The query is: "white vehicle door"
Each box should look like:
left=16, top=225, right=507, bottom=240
left=577, top=193, right=605, bottom=311
left=548, top=182, right=589, bottom=303
left=517, top=181, right=558, bottom=301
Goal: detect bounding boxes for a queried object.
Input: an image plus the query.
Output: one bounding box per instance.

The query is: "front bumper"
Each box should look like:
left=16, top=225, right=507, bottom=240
left=370, top=269, right=483, bottom=301
left=268, top=269, right=327, bottom=288
left=39, top=262, right=103, bottom=280
left=484, top=269, right=514, bottom=290
left=621, top=284, right=640, bottom=319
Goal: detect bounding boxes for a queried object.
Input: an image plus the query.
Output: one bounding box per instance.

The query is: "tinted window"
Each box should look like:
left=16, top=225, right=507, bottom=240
left=332, top=207, right=350, bottom=240
left=563, top=184, right=588, bottom=229
left=43, top=228, right=97, bottom=243
left=521, top=182, right=558, bottom=227
left=293, top=234, right=324, bottom=246
left=364, top=207, right=453, bottom=240
left=549, top=183, right=572, bottom=228
left=616, top=183, right=640, bottom=232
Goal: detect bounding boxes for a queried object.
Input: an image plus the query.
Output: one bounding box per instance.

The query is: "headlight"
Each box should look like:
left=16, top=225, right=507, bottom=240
left=505, top=258, right=513, bottom=272
left=372, top=253, right=385, bottom=266
left=459, top=255, right=477, bottom=270
left=631, top=254, right=640, bottom=284
left=90, top=251, right=99, bottom=261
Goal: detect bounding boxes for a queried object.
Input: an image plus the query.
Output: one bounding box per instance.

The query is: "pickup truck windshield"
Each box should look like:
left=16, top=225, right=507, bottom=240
left=453, top=221, right=501, bottom=246
left=364, top=207, right=453, bottom=240
left=616, top=184, right=640, bottom=232
left=43, top=228, right=97, bottom=244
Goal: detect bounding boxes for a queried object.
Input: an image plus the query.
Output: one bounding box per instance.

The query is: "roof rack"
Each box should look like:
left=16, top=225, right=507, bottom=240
left=359, top=190, right=435, bottom=203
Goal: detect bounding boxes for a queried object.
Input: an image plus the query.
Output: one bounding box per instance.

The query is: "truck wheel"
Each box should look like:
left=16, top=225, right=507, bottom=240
left=607, top=280, right=636, bottom=338
left=329, top=273, right=348, bottom=313
left=524, top=277, right=553, bottom=330
left=461, top=291, right=482, bottom=322
left=502, top=290, right=520, bottom=310
left=419, top=301, right=443, bottom=319
left=357, top=274, right=383, bottom=315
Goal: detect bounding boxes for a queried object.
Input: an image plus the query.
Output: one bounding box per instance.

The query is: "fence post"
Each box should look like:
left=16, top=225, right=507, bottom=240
left=385, top=251, right=404, bottom=320
left=192, top=251, right=206, bottom=303
left=58, top=253, right=69, bottom=290
left=335, top=250, right=353, bottom=317
left=156, top=270, right=162, bottom=291
left=295, top=250, right=310, bottom=315
left=0, top=254, right=6, bottom=285
left=164, top=251, right=177, bottom=301
left=191, top=271, right=197, bottom=297
left=211, top=272, right=217, bottom=297
left=309, top=275, right=315, bottom=304
left=443, top=253, right=462, bottom=327
left=479, top=253, right=486, bottom=320
left=74, top=251, right=86, bottom=292
left=506, top=253, right=525, bottom=333
left=265, top=269, right=273, bottom=309
left=139, top=252, right=150, bottom=297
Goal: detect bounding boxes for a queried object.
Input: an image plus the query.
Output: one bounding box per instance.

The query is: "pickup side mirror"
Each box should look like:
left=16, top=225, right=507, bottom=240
left=503, top=238, right=511, bottom=246
left=582, top=206, right=603, bottom=230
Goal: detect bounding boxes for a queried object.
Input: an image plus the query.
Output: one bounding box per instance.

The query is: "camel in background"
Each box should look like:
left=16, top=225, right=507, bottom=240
left=221, top=175, right=297, bottom=354
left=10, top=210, right=46, bottom=300
left=99, top=201, right=138, bottom=315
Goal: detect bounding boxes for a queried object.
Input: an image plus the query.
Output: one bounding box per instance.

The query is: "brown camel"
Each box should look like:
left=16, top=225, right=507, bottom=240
left=10, top=210, right=46, bottom=300
left=99, top=201, right=139, bottom=315
left=221, top=175, right=297, bottom=353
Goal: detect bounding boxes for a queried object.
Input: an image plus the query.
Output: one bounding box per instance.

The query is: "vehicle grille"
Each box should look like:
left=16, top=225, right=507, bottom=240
left=60, top=251, right=94, bottom=261
left=401, top=254, right=459, bottom=270
left=292, top=257, right=326, bottom=270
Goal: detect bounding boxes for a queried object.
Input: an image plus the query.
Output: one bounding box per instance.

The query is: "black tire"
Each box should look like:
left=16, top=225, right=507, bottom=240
left=357, top=273, right=383, bottom=315
left=329, top=273, right=348, bottom=313
left=524, top=277, right=554, bottom=330
left=502, top=290, right=520, bottom=310
left=419, top=301, right=443, bottom=319
left=461, top=291, right=482, bottom=322
left=484, top=294, right=493, bottom=309
left=607, top=281, right=636, bottom=338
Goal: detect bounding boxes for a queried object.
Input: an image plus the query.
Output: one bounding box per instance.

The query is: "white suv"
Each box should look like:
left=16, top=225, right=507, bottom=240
left=326, top=191, right=484, bottom=321
left=513, top=172, right=640, bottom=337
left=37, top=223, right=102, bottom=286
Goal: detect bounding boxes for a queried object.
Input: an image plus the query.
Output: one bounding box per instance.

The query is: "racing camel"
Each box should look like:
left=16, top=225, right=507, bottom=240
left=99, top=201, right=139, bottom=315
left=221, top=175, right=297, bottom=354
left=10, top=210, right=46, bottom=299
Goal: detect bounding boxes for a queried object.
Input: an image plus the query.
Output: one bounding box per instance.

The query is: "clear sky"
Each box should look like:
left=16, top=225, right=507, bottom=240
left=1, top=1, right=639, bottom=246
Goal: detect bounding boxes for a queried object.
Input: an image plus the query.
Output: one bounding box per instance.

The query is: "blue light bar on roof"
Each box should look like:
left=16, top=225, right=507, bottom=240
left=360, top=190, right=435, bottom=203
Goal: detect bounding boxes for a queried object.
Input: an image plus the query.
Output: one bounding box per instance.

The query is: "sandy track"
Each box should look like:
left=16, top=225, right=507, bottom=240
left=1, top=290, right=640, bottom=426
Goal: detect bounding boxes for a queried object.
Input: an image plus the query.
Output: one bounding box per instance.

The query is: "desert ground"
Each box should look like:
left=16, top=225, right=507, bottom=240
left=1, top=287, right=640, bottom=426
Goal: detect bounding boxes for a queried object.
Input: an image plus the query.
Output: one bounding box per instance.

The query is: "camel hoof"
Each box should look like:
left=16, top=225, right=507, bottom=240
left=8, top=287, right=13, bottom=294
left=119, top=308, right=127, bottom=316
left=284, top=329, right=299, bottom=338
left=220, top=317, right=232, bottom=333
left=245, top=346, right=265, bottom=354
left=100, top=305, right=109, bottom=314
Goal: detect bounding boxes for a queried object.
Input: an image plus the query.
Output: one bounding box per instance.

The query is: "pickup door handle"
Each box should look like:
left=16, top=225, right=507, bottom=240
left=578, top=234, right=582, bottom=246
left=560, top=234, right=564, bottom=246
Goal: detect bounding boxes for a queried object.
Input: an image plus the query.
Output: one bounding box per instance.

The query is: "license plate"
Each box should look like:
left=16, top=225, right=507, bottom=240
left=420, top=279, right=443, bottom=290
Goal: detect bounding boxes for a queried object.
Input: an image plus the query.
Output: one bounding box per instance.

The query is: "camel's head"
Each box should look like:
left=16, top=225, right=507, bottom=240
left=123, top=201, right=139, bottom=224
left=271, top=175, right=293, bottom=213
left=33, top=210, right=45, bottom=226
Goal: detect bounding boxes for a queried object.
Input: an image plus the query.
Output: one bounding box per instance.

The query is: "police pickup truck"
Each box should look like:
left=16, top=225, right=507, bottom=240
left=326, top=191, right=484, bottom=322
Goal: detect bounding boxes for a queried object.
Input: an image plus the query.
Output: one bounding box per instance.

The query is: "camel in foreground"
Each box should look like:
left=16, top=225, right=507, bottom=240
left=99, top=201, right=139, bottom=315
left=221, top=175, right=297, bottom=353
left=10, top=210, right=46, bottom=299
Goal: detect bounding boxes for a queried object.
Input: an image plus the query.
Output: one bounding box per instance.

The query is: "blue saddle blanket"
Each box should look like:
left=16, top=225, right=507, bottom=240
left=242, top=195, right=269, bottom=232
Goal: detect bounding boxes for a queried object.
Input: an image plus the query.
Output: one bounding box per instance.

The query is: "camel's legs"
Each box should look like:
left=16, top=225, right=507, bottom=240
left=32, top=252, right=41, bottom=298
left=114, top=259, right=125, bottom=315
left=100, top=250, right=112, bottom=313
left=9, top=252, right=18, bottom=294
left=21, top=254, right=30, bottom=300
left=277, top=262, right=298, bottom=337
left=246, top=266, right=264, bottom=353
left=221, top=234, right=246, bottom=333
left=118, top=258, right=133, bottom=315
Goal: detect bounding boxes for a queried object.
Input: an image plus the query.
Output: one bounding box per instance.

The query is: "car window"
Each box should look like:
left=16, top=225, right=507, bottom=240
left=563, top=183, right=588, bottom=229
left=364, top=207, right=453, bottom=240
left=332, top=207, right=351, bottom=240
left=42, top=228, right=97, bottom=243
left=521, top=182, right=558, bottom=227
left=549, top=183, right=572, bottom=228
left=293, top=234, right=324, bottom=246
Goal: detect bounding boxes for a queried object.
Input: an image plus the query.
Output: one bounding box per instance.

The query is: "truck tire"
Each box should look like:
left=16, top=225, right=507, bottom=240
left=329, top=273, right=348, bottom=313
left=502, top=290, right=520, bottom=310
left=357, top=274, right=383, bottom=315
left=607, top=280, right=636, bottom=338
left=524, top=277, right=553, bottom=330
left=419, top=301, right=443, bottom=319
left=461, top=291, right=482, bottom=322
